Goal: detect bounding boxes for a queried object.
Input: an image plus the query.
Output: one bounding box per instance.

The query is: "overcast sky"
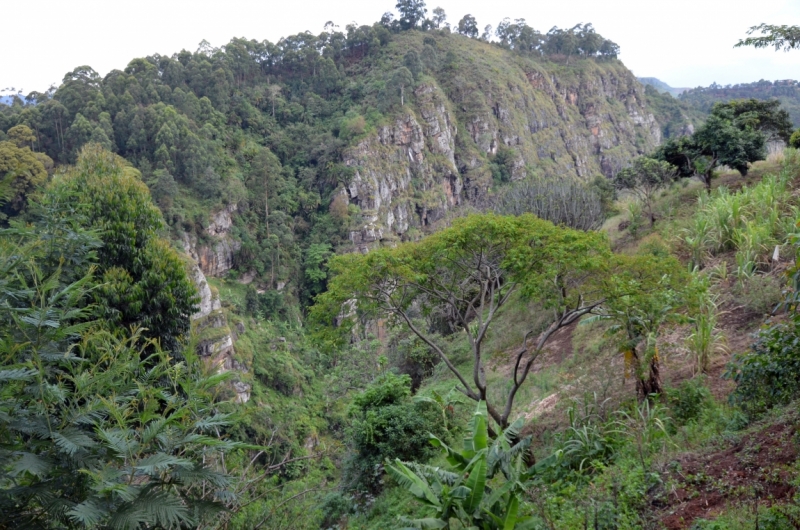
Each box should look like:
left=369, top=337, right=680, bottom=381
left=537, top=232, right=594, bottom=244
left=2, top=0, right=798, bottom=95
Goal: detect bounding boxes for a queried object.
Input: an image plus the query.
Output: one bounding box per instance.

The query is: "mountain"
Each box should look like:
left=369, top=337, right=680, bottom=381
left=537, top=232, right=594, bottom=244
left=680, top=79, right=800, bottom=127
left=637, top=77, right=690, bottom=97
left=0, top=27, right=694, bottom=290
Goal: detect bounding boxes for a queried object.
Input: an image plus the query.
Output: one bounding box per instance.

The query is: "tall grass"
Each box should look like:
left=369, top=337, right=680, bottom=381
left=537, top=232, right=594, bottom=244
left=681, top=153, right=800, bottom=281
left=686, top=290, right=727, bottom=374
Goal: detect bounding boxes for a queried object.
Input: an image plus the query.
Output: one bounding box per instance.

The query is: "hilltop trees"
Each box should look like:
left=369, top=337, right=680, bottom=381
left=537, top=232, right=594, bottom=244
left=396, top=0, right=427, bottom=30
left=457, top=14, right=479, bottom=38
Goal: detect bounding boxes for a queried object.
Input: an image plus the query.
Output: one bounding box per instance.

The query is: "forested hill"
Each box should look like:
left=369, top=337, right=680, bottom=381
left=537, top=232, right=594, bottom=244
left=0, top=14, right=690, bottom=306
left=680, top=79, right=800, bottom=127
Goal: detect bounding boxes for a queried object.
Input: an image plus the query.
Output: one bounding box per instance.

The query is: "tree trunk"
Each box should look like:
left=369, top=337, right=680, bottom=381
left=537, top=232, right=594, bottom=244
left=633, top=349, right=662, bottom=399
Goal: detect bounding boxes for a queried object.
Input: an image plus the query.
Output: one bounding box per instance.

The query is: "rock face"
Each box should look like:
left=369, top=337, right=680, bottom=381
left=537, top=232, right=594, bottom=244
left=182, top=203, right=241, bottom=277
left=189, top=261, right=250, bottom=404
left=345, top=84, right=462, bottom=252
left=341, top=53, right=675, bottom=251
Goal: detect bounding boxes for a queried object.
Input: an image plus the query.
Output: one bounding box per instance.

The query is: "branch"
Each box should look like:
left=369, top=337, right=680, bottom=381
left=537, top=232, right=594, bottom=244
left=397, top=309, right=479, bottom=400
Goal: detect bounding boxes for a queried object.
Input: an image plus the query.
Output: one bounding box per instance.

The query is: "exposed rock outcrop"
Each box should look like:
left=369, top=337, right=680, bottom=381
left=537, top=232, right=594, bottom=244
left=182, top=203, right=241, bottom=277
left=189, top=261, right=250, bottom=404
left=341, top=56, right=668, bottom=251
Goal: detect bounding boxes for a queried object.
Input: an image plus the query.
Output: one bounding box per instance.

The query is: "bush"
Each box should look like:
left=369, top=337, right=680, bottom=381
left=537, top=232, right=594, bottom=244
left=667, top=378, right=711, bottom=424
left=344, top=373, right=444, bottom=492
left=728, top=319, right=800, bottom=414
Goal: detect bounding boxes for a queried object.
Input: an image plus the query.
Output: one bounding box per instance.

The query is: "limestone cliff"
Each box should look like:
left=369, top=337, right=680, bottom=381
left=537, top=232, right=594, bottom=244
left=340, top=34, right=676, bottom=250
left=182, top=203, right=240, bottom=278
left=189, top=261, right=250, bottom=403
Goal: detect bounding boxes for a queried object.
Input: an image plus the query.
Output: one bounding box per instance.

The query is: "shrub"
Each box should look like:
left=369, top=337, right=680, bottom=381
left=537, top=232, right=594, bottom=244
left=667, top=378, right=712, bottom=424
left=728, top=319, right=800, bottom=414
left=344, top=373, right=443, bottom=492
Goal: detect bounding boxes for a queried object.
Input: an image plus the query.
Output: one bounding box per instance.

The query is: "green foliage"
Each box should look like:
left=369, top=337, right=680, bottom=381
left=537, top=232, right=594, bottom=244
left=735, top=23, right=800, bottom=52
left=728, top=318, right=800, bottom=414
left=666, top=378, right=712, bottom=424
left=686, top=285, right=726, bottom=374
left=0, top=224, right=238, bottom=529
left=346, top=373, right=443, bottom=492
left=588, top=252, right=690, bottom=398
left=681, top=164, right=797, bottom=279
left=533, top=395, right=621, bottom=481
left=488, top=145, right=517, bottom=184
left=655, top=101, right=771, bottom=189
left=791, top=129, right=800, bottom=148
left=613, top=157, right=676, bottom=226
left=0, top=133, right=51, bottom=216
left=385, top=401, right=538, bottom=529
left=43, top=145, right=198, bottom=352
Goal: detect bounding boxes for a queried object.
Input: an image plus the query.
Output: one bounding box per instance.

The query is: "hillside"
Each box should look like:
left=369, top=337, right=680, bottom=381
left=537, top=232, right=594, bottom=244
left=680, top=79, right=800, bottom=127
left=4, top=10, right=800, bottom=530
left=638, top=77, right=690, bottom=97
left=0, top=26, right=692, bottom=285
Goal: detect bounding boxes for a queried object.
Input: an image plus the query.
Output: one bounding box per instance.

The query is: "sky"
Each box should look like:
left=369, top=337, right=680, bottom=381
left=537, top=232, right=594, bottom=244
left=1, top=0, right=799, bottom=95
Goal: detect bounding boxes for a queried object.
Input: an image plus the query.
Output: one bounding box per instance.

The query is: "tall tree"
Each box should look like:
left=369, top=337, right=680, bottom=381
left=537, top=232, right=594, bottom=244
left=457, top=14, right=479, bottom=38
left=42, top=144, right=198, bottom=353
left=656, top=104, right=766, bottom=190
left=396, top=0, right=427, bottom=30
left=431, top=6, right=447, bottom=28
left=313, top=214, right=682, bottom=430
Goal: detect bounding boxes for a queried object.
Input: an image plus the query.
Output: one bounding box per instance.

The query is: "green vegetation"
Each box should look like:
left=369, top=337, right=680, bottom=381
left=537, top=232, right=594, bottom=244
left=680, top=81, right=800, bottom=128
left=4, top=5, right=800, bottom=530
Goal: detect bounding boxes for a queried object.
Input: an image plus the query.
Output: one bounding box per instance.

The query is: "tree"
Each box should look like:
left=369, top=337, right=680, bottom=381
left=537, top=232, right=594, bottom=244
left=736, top=24, right=800, bottom=52
left=396, top=0, right=427, bottom=30
left=42, top=144, right=198, bottom=353
left=613, top=157, right=676, bottom=226
left=655, top=105, right=766, bottom=191
left=714, top=98, right=794, bottom=144
left=389, top=67, right=415, bottom=107
left=790, top=129, right=800, bottom=149
left=0, top=138, right=50, bottom=217
left=345, top=373, right=443, bottom=491
left=589, top=254, right=689, bottom=399
left=7, top=124, right=36, bottom=149
left=457, top=14, right=479, bottom=38
left=432, top=6, right=447, bottom=28
left=314, top=214, right=678, bottom=430
left=0, top=220, right=238, bottom=529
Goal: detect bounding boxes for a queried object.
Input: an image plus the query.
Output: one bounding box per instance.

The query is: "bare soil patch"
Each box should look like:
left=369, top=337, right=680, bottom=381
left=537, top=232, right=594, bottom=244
left=656, top=416, right=800, bottom=529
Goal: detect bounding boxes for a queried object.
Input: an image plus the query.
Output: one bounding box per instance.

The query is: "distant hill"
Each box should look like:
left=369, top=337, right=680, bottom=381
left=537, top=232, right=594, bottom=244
left=679, top=80, right=800, bottom=127
left=638, top=77, right=690, bottom=97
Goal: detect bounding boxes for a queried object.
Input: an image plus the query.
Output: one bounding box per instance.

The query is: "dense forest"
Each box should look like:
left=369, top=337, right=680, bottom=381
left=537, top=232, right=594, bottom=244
left=3, top=2, right=800, bottom=529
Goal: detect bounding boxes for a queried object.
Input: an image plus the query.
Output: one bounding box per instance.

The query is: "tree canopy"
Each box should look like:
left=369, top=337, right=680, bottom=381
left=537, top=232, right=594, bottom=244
left=42, top=144, right=198, bottom=353
left=313, top=214, right=686, bottom=429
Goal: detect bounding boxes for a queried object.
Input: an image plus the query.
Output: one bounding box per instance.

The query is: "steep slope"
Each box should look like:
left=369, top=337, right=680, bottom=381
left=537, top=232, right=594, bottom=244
left=303, top=32, right=670, bottom=250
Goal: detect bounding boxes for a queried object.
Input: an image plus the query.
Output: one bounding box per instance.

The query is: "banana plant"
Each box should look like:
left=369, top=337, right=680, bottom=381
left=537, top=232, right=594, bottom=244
left=385, top=401, right=538, bottom=530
